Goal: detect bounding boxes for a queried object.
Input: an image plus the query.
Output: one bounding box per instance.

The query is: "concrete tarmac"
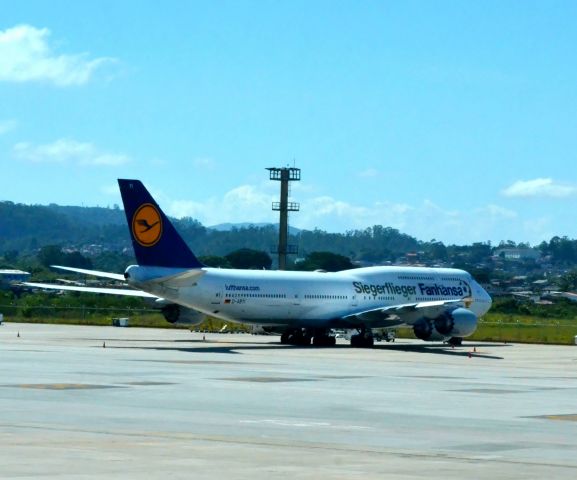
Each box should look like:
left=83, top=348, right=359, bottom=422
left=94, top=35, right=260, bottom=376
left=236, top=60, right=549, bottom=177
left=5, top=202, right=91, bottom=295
left=1, top=322, right=576, bottom=479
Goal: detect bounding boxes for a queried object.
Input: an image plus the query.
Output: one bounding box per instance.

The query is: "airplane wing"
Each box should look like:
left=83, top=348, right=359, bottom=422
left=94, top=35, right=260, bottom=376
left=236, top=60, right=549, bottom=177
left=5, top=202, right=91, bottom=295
left=21, top=282, right=158, bottom=298
left=51, top=265, right=126, bottom=281
left=344, top=298, right=471, bottom=325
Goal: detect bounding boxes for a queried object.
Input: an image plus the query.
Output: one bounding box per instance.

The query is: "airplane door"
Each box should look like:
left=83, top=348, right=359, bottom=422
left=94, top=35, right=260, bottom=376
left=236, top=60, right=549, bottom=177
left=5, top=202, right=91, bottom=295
left=211, top=288, right=222, bottom=305
left=350, top=293, right=358, bottom=308
left=284, top=286, right=301, bottom=319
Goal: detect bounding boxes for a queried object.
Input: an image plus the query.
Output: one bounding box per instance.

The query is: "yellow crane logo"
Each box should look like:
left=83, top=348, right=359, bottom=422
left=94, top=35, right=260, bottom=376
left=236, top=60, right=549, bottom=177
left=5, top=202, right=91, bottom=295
left=132, top=203, right=162, bottom=247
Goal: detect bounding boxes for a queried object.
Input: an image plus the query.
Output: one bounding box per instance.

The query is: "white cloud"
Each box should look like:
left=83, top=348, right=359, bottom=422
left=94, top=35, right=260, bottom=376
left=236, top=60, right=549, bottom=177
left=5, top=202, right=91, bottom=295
left=156, top=182, right=558, bottom=244
left=167, top=185, right=275, bottom=224
left=13, top=138, right=131, bottom=166
left=192, top=157, right=217, bottom=170
left=477, top=204, right=517, bottom=219
left=0, top=24, right=115, bottom=86
left=0, top=119, right=17, bottom=135
left=357, top=168, right=379, bottom=178
left=522, top=217, right=554, bottom=243
left=502, top=178, right=577, bottom=198
left=100, top=184, right=119, bottom=196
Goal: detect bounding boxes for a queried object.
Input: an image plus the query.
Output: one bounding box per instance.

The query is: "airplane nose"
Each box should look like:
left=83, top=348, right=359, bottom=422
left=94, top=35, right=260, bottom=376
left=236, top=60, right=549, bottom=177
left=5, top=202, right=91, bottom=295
left=471, top=280, right=492, bottom=313
left=485, top=288, right=493, bottom=307
left=480, top=284, right=492, bottom=313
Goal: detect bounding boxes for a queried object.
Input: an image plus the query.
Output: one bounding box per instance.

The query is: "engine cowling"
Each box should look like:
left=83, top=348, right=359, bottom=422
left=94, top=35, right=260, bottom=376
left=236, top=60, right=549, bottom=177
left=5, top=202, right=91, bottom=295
left=161, top=304, right=205, bottom=326
left=413, top=308, right=478, bottom=341
left=413, top=319, right=449, bottom=341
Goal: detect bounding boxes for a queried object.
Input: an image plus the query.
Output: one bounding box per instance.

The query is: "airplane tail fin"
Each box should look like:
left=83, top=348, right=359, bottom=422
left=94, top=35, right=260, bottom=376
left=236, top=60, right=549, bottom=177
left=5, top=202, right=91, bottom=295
left=118, top=179, right=204, bottom=269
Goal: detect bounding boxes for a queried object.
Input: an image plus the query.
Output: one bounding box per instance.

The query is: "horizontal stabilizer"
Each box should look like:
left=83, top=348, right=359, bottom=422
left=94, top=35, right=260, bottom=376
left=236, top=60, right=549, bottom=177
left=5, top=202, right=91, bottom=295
left=22, top=282, right=158, bottom=298
left=123, top=265, right=205, bottom=286
left=51, top=265, right=126, bottom=281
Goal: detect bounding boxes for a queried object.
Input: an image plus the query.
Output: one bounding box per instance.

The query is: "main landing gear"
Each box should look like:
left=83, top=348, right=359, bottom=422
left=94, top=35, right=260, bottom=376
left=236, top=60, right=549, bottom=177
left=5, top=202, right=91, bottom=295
left=350, top=327, right=374, bottom=348
left=280, top=328, right=336, bottom=347
left=280, top=327, right=374, bottom=348
left=280, top=329, right=311, bottom=346
left=312, top=329, right=337, bottom=347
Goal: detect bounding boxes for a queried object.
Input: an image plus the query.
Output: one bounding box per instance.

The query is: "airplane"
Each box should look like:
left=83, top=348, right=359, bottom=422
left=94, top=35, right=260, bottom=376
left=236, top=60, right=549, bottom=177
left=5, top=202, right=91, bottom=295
left=24, top=179, right=492, bottom=348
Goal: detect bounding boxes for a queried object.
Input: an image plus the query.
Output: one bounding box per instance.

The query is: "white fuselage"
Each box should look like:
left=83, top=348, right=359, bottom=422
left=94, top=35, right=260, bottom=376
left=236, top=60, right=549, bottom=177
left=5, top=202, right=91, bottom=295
left=129, top=266, right=492, bottom=330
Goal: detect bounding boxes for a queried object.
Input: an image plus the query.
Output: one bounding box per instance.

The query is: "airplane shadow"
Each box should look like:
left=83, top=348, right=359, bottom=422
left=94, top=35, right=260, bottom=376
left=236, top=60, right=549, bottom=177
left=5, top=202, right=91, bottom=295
left=104, top=339, right=505, bottom=359
left=372, top=343, right=505, bottom=359
left=107, top=342, right=309, bottom=355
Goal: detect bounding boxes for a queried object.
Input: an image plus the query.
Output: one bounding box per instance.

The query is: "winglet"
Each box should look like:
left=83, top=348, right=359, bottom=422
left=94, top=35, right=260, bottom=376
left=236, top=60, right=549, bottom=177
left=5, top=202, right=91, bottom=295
left=118, top=179, right=204, bottom=269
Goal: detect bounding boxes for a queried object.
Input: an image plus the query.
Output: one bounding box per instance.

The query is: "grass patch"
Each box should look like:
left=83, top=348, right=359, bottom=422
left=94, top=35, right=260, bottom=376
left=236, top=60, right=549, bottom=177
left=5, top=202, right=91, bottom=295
left=470, top=323, right=577, bottom=345
left=0, top=304, right=250, bottom=332
left=395, top=313, right=577, bottom=345
left=2, top=300, right=576, bottom=344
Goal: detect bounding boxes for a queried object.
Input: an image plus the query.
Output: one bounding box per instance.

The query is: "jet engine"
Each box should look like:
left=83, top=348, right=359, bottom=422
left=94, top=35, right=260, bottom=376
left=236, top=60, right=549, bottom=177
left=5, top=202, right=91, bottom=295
left=413, top=307, right=477, bottom=341
left=161, top=304, right=205, bottom=326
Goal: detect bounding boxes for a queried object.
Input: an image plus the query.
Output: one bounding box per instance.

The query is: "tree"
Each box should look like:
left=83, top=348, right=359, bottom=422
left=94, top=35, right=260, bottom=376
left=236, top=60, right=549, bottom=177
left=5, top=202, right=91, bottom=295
left=471, top=268, right=490, bottom=283
left=91, top=251, right=132, bottom=272
left=294, top=251, right=354, bottom=272
left=424, top=241, right=448, bottom=261
left=199, top=255, right=232, bottom=268
left=37, top=245, right=92, bottom=269
left=548, top=236, right=577, bottom=264
left=225, top=249, right=272, bottom=270
left=3, top=250, right=18, bottom=263
left=38, top=245, right=65, bottom=267
left=558, top=270, right=577, bottom=292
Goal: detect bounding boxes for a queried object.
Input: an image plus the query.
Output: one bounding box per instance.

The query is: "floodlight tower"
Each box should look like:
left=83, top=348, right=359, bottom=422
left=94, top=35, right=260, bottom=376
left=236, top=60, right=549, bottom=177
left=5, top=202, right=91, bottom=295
left=267, top=167, right=300, bottom=270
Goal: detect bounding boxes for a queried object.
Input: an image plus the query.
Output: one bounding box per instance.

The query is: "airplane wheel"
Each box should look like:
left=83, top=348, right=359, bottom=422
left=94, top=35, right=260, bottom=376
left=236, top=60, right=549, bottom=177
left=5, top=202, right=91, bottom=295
left=298, top=334, right=312, bottom=346
left=351, top=334, right=373, bottom=348
left=313, top=336, right=336, bottom=347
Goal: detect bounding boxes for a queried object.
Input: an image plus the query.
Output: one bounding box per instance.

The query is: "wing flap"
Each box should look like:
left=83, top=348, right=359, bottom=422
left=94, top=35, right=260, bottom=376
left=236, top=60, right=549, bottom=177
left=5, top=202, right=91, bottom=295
left=345, top=298, right=471, bottom=325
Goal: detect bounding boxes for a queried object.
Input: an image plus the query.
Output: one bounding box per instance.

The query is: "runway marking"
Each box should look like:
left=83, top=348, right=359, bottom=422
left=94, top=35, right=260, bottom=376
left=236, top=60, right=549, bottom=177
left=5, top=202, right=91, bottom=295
left=239, top=419, right=373, bottom=430
left=450, top=388, right=525, bottom=394
left=0, top=349, right=51, bottom=353
left=1, top=421, right=576, bottom=471
left=448, top=442, right=534, bottom=453
left=130, top=360, right=250, bottom=365
left=220, top=375, right=369, bottom=383
left=220, top=376, right=316, bottom=383
left=531, top=414, right=577, bottom=422
left=120, top=381, right=175, bottom=386
left=0, top=383, right=123, bottom=390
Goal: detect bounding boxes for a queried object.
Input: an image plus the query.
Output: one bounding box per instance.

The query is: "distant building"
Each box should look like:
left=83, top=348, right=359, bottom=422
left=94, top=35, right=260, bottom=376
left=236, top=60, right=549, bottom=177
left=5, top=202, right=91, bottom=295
left=405, top=253, right=419, bottom=264
left=494, top=248, right=541, bottom=262
left=0, top=269, right=30, bottom=287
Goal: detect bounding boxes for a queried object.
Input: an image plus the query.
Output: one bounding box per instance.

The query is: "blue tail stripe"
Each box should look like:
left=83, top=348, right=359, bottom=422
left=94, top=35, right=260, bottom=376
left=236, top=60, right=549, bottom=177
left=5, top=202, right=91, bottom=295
left=118, top=179, right=203, bottom=268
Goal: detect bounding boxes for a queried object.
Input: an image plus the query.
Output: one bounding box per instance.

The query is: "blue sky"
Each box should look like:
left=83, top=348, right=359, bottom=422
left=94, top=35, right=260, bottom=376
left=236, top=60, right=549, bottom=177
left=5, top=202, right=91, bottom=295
left=1, top=1, right=576, bottom=245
